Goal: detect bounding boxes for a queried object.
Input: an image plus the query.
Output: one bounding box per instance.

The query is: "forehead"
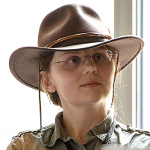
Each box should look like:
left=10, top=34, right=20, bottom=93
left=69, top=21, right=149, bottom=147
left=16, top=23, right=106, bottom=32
left=54, top=45, right=110, bottom=57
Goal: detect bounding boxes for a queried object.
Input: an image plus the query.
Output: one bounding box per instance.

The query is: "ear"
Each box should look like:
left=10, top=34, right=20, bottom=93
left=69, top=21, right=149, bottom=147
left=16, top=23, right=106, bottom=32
left=40, top=71, right=56, bottom=93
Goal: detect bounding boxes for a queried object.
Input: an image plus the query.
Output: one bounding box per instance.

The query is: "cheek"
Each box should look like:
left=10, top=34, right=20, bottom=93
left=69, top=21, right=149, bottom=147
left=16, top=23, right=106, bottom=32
left=51, top=70, right=79, bottom=104
left=50, top=68, right=76, bottom=92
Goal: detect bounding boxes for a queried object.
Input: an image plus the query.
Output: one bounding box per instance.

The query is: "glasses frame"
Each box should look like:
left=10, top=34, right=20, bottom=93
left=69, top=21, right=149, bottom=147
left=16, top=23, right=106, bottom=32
left=50, top=49, right=118, bottom=68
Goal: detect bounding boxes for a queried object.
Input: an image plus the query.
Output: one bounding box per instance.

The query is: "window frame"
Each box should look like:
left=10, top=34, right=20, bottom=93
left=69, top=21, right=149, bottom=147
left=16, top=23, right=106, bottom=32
left=114, top=0, right=143, bottom=128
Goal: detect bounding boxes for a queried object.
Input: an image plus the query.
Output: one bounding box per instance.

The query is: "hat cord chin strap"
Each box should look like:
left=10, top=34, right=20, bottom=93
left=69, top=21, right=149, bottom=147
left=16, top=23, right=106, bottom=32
left=111, top=52, right=119, bottom=108
left=39, top=58, right=42, bottom=130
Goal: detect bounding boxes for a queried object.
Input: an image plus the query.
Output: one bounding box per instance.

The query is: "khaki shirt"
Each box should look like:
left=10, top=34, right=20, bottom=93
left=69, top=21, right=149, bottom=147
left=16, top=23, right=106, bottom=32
left=7, top=112, right=150, bottom=150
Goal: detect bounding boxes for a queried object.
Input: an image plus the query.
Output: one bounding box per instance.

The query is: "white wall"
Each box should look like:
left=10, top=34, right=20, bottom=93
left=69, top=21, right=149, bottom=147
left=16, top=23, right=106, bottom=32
left=114, top=0, right=134, bottom=125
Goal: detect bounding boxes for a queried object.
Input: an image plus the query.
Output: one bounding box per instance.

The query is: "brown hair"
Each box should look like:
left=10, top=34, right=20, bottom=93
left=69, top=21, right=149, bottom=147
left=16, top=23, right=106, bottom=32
left=40, top=52, right=62, bottom=107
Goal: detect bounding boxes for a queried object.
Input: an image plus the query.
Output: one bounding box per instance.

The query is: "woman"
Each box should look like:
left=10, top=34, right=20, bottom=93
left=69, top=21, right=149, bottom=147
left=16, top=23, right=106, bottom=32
left=7, top=4, right=150, bottom=150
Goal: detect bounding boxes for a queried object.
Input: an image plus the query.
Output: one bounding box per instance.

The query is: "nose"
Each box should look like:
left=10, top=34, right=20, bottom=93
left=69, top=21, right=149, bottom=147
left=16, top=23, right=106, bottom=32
left=82, top=56, right=98, bottom=75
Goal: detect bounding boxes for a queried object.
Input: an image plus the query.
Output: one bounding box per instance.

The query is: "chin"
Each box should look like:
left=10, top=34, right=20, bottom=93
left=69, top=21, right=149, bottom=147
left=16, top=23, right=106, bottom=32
left=84, top=95, right=107, bottom=104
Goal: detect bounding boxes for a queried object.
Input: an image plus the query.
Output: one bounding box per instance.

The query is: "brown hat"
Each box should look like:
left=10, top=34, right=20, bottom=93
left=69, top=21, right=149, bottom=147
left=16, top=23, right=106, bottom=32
left=9, top=4, right=144, bottom=90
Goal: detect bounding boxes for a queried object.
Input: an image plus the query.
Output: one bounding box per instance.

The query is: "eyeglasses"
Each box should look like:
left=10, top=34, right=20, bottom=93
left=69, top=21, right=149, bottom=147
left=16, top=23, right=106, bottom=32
left=50, top=50, right=117, bottom=71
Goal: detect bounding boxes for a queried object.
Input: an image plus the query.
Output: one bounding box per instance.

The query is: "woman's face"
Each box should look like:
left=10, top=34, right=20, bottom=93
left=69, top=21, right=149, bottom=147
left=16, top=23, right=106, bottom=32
left=46, top=46, right=116, bottom=108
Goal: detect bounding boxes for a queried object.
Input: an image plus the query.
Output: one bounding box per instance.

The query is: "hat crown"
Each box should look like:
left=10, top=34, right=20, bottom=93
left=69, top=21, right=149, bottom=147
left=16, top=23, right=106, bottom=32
left=38, top=4, right=110, bottom=47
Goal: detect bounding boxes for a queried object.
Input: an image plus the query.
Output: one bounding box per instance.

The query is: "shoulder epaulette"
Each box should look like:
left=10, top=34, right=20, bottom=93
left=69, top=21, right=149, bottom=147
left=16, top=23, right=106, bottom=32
left=12, top=123, right=55, bottom=140
left=118, top=123, right=150, bottom=136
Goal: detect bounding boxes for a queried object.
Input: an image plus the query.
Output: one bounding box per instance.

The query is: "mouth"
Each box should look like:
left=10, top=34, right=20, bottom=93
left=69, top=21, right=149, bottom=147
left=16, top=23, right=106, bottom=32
left=81, top=81, right=101, bottom=88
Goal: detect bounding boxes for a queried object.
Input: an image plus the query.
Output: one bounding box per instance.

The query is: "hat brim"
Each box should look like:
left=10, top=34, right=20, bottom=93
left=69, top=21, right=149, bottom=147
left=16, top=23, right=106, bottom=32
left=9, top=36, right=144, bottom=90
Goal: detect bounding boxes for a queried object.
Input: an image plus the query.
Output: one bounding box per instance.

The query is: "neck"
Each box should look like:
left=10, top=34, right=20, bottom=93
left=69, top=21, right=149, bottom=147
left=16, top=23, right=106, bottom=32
left=62, top=103, right=109, bottom=145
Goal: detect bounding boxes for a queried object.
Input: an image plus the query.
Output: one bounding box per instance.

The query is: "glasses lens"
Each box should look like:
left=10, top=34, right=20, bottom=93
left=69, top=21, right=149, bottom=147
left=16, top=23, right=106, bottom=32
left=63, top=56, right=81, bottom=70
left=93, top=50, right=112, bottom=65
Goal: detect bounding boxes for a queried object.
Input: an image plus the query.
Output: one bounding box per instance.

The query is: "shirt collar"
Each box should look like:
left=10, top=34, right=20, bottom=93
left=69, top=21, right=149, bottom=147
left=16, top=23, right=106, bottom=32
left=90, top=111, right=114, bottom=141
left=41, top=112, right=70, bottom=147
left=41, top=111, right=114, bottom=147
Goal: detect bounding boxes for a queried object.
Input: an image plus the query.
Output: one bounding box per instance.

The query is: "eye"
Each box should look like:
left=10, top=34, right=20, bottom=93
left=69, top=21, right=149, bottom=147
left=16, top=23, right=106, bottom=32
left=67, top=56, right=80, bottom=64
left=93, top=53, right=104, bottom=60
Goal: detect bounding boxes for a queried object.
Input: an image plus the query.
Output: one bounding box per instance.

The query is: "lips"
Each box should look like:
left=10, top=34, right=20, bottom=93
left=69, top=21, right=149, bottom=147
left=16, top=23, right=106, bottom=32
left=81, top=81, right=101, bottom=88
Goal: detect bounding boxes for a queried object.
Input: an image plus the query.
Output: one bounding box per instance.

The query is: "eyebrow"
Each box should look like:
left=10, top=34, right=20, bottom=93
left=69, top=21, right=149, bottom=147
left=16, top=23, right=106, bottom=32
left=60, top=46, right=109, bottom=57
left=60, top=50, right=81, bottom=57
